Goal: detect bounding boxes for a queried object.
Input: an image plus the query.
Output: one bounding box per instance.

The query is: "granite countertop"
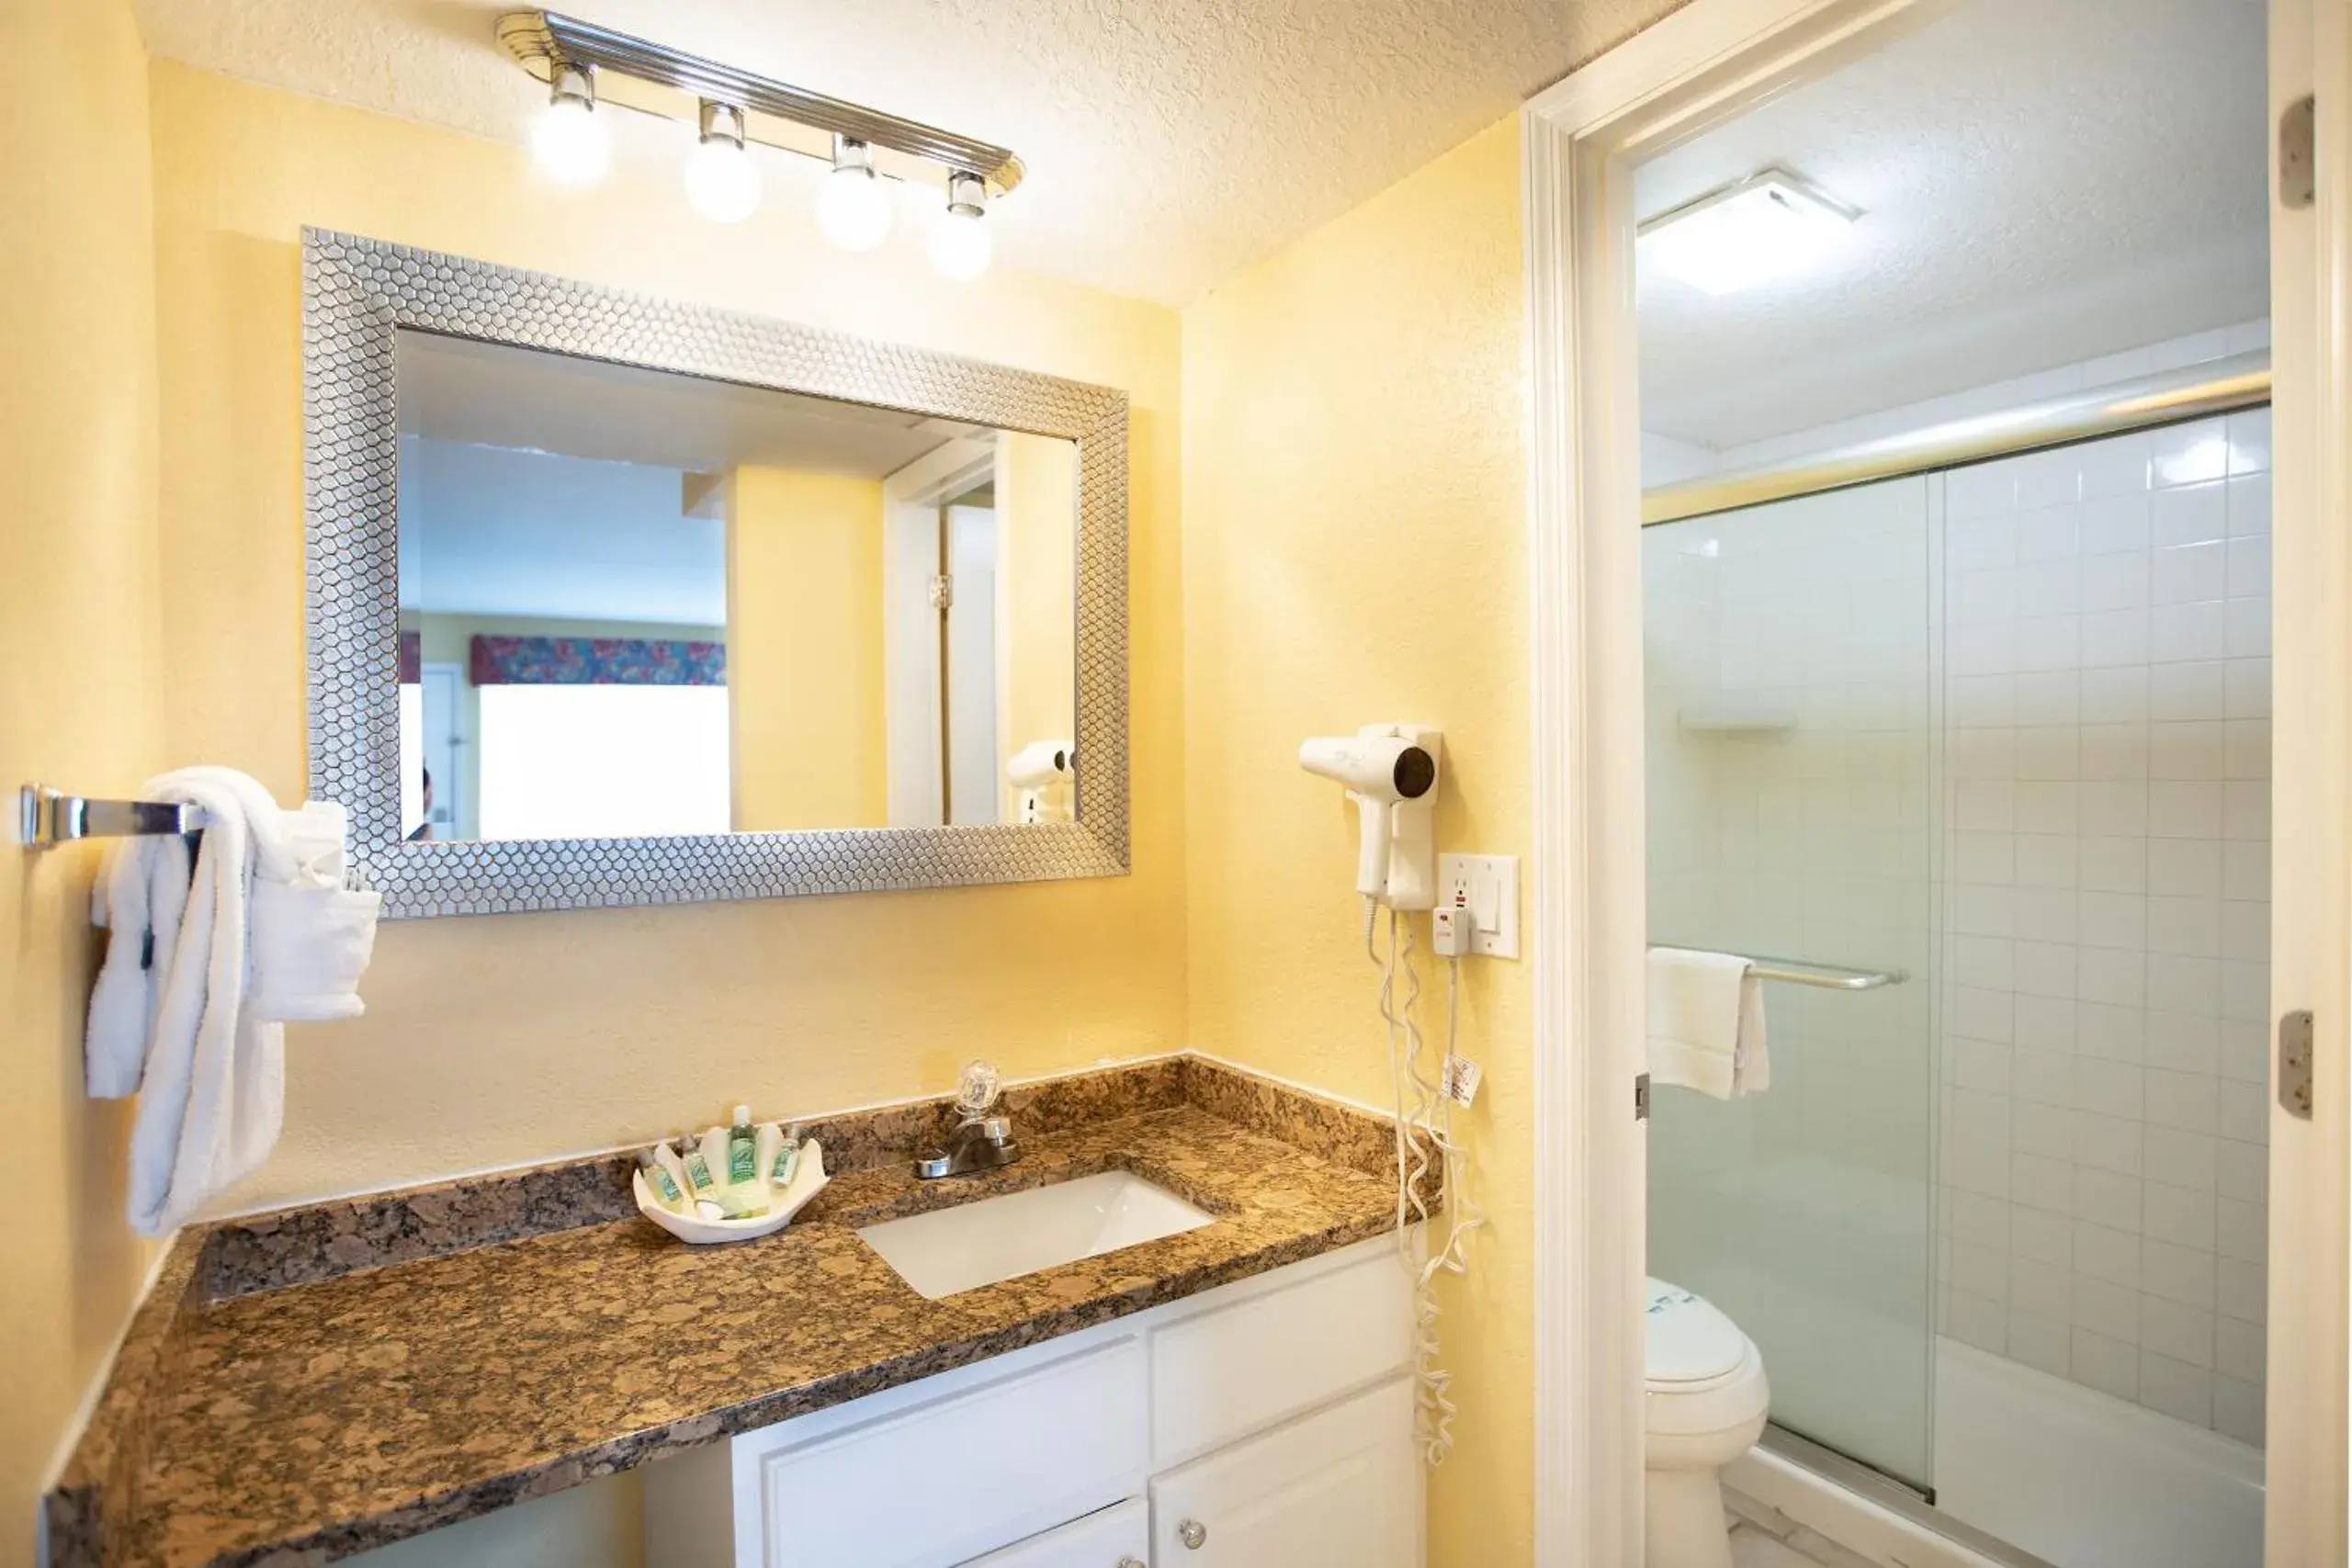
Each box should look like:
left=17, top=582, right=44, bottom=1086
left=51, top=1056, right=1419, bottom=1568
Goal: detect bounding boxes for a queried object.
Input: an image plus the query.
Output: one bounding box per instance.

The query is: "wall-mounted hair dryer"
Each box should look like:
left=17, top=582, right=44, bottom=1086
left=1299, top=725, right=1442, bottom=908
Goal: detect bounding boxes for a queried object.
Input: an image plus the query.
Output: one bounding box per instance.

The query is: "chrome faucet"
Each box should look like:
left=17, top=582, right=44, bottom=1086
left=915, top=1061, right=1021, bottom=1179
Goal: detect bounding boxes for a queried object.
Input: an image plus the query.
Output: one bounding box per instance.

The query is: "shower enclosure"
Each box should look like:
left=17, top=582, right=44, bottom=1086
left=1643, top=386, right=2273, bottom=1566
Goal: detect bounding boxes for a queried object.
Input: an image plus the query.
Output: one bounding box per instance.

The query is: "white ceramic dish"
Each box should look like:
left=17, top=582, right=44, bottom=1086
left=633, top=1138, right=830, bottom=1245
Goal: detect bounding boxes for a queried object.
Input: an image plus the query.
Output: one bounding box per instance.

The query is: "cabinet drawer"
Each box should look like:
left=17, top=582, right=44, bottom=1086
left=1149, top=1375, right=1419, bottom=1568
left=757, top=1337, right=1147, bottom=1568
left=1149, top=1246, right=1409, bottom=1463
left=959, top=1498, right=1148, bottom=1567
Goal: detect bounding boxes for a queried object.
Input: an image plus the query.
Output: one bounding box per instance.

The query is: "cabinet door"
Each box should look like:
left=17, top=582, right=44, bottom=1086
left=1148, top=1376, right=1419, bottom=1568
left=960, top=1498, right=1149, bottom=1567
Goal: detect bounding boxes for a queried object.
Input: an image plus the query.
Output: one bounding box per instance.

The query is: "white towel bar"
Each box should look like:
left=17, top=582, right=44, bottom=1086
left=1650, top=943, right=1907, bottom=991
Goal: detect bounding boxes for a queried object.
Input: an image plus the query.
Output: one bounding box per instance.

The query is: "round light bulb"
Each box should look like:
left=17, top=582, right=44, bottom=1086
left=532, top=96, right=610, bottom=186
left=927, top=200, right=991, bottom=280
left=814, top=165, right=895, bottom=252
left=684, top=137, right=760, bottom=222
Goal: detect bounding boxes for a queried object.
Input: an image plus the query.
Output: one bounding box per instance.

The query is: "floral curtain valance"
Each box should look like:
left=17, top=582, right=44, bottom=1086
left=468, top=635, right=728, bottom=687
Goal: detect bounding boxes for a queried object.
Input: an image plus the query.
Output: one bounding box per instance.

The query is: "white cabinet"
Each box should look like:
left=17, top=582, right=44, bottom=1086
left=1148, top=1378, right=1419, bottom=1568
left=960, top=1499, right=1149, bottom=1567
left=645, top=1237, right=1416, bottom=1568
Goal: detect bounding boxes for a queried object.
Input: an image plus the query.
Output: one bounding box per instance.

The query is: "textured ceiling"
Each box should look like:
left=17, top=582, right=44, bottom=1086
left=132, top=0, right=1686, bottom=304
left=1635, top=0, right=2270, bottom=451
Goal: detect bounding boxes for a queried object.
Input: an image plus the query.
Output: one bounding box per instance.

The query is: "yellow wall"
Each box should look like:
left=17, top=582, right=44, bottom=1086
left=0, top=2, right=166, bottom=1562
left=726, top=468, right=889, bottom=829
left=146, top=60, right=1187, bottom=1212
left=994, top=433, right=1080, bottom=821
left=1179, top=119, right=1532, bottom=1567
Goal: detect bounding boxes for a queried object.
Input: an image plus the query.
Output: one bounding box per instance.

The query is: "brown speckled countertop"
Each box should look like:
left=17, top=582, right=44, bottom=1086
left=50, top=1056, right=1423, bottom=1567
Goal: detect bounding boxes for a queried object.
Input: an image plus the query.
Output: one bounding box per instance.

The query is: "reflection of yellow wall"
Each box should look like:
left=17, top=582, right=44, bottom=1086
left=994, top=434, right=1080, bottom=821
left=725, top=468, right=888, bottom=829
left=0, top=1, right=168, bottom=1559
left=401, top=613, right=724, bottom=841
left=1180, top=120, right=1531, bottom=1568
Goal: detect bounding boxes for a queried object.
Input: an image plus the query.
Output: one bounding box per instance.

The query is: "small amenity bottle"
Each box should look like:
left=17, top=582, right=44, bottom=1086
left=638, top=1147, right=688, bottom=1214
left=718, top=1106, right=770, bottom=1219
left=676, top=1132, right=726, bottom=1219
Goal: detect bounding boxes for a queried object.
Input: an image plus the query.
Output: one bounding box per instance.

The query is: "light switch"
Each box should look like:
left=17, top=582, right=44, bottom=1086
left=1437, top=853, right=1520, bottom=960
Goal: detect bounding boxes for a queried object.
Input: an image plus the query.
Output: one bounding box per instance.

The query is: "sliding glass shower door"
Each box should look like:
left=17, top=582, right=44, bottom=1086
left=1643, top=474, right=1941, bottom=1489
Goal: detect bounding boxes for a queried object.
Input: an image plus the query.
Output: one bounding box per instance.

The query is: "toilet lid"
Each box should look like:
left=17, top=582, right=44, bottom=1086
left=1645, top=1278, right=1748, bottom=1384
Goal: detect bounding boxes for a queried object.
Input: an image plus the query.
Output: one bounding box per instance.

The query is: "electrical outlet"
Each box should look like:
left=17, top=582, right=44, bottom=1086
left=1437, top=853, right=1520, bottom=959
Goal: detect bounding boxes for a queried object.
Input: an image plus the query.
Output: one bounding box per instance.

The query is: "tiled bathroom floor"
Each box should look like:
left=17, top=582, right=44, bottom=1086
left=1726, top=1491, right=1881, bottom=1568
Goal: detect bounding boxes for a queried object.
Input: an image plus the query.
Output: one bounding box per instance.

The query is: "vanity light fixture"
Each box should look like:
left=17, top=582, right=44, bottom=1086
left=500, top=10, right=1019, bottom=275
left=531, top=62, right=611, bottom=186
left=927, top=172, right=993, bottom=281
left=812, top=136, right=894, bottom=253
left=1637, top=168, right=1860, bottom=297
left=683, top=100, right=760, bottom=222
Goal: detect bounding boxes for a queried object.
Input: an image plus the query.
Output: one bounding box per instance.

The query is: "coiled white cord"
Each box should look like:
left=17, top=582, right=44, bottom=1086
left=1364, top=897, right=1487, bottom=1466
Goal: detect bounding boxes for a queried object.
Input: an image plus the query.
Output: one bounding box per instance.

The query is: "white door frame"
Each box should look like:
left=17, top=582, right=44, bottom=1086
left=1521, top=1, right=2351, bottom=1562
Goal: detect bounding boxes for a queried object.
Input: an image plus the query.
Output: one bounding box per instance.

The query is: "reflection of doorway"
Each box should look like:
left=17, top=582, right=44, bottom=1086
left=417, top=661, right=463, bottom=839
left=944, top=503, right=1001, bottom=826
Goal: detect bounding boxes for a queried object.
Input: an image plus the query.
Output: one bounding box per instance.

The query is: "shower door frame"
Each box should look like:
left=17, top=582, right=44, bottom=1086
left=1520, top=1, right=2352, bottom=1563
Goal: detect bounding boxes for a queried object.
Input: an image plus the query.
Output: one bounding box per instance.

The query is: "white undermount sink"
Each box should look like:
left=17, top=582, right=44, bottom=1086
left=858, top=1169, right=1216, bottom=1300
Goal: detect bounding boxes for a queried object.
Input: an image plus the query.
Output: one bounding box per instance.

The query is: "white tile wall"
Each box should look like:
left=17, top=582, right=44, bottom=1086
left=1933, top=410, right=2271, bottom=1448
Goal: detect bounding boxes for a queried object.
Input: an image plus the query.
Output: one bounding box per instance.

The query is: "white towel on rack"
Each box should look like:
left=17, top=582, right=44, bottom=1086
left=1645, top=946, right=1770, bottom=1100
left=85, top=768, right=380, bottom=1235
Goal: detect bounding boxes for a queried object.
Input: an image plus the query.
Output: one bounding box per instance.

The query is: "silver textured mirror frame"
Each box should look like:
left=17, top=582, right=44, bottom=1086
left=303, top=229, right=1128, bottom=918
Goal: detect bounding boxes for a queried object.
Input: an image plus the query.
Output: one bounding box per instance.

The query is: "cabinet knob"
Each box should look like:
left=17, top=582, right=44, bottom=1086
left=1178, top=1517, right=1208, bottom=1550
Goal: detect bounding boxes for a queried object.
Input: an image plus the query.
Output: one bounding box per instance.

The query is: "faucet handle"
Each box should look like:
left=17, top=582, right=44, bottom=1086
left=954, top=1059, right=1003, bottom=1121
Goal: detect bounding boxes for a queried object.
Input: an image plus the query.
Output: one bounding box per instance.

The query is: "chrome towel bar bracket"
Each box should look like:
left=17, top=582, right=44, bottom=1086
left=17, top=784, right=198, bottom=850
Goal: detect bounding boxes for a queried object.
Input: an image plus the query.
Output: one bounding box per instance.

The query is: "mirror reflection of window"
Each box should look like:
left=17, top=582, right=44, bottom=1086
left=392, top=331, right=1079, bottom=842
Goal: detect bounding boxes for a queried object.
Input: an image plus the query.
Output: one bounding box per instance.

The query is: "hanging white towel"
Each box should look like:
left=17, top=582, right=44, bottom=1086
left=1646, top=946, right=1770, bottom=1100
left=85, top=768, right=380, bottom=1235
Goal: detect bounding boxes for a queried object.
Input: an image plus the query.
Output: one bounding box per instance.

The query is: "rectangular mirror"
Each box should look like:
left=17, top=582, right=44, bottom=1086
left=306, top=231, right=1127, bottom=917
left=393, top=332, right=1079, bottom=842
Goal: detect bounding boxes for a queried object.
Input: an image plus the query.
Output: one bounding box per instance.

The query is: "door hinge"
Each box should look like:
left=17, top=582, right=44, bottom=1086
left=2279, top=1010, right=2314, bottom=1120
left=1634, top=1073, right=1652, bottom=1122
left=927, top=573, right=955, bottom=610
left=2282, top=95, right=2315, bottom=210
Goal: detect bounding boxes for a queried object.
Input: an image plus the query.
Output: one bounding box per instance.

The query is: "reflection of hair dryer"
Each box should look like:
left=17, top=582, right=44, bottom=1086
left=1007, top=739, right=1075, bottom=825
left=1299, top=726, right=1442, bottom=908
left=1006, top=739, right=1073, bottom=791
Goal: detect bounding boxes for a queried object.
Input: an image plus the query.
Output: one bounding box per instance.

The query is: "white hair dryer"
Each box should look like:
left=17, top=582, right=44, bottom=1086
left=1299, top=725, right=1442, bottom=908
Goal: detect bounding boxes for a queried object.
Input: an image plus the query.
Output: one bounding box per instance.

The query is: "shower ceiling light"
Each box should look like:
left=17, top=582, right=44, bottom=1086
left=683, top=101, right=761, bottom=222
left=1638, top=170, right=1859, bottom=297
left=500, top=12, right=1023, bottom=247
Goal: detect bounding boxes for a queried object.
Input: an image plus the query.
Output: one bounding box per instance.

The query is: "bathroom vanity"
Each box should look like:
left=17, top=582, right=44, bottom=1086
left=46, top=1057, right=1430, bottom=1568
left=648, top=1235, right=1417, bottom=1568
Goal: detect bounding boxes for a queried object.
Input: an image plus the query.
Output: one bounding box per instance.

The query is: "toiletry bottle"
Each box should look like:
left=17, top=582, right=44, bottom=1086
left=772, top=1122, right=806, bottom=1188
left=678, top=1132, right=721, bottom=1203
left=715, top=1107, right=770, bottom=1219
left=653, top=1140, right=700, bottom=1213
left=638, top=1147, right=688, bottom=1213
left=754, top=1120, right=784, bottom=1190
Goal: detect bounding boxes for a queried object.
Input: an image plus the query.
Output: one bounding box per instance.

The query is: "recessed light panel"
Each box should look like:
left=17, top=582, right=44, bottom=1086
left=1638, top=170, right=1860, bottom=296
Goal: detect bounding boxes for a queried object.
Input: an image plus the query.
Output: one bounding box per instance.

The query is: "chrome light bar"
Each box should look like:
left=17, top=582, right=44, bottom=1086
left=496, top=11, right=1024, bottom=196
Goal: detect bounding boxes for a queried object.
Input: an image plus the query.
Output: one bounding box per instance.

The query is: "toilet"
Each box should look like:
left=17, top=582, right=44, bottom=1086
left=1645, top=1278, right=1771, bottom=1568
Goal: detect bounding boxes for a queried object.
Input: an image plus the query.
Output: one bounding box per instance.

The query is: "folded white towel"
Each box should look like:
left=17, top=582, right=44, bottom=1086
left=1646, top=946, right=1770, bottom=1100
left=85, top=768, right=380, bottom=1235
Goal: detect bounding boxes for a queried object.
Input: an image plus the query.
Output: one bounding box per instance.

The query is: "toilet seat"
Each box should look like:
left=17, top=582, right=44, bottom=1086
left=1644, top=1278, right=1770, bottom=1438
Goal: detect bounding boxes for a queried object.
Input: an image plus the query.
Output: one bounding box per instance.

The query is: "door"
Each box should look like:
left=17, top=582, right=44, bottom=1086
left=1641, top=476, right=1939, bottom=1488
left=960, top=1499, right=1148, bottom=1567
left=1147, top=1376, right=1419, bottom=1568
